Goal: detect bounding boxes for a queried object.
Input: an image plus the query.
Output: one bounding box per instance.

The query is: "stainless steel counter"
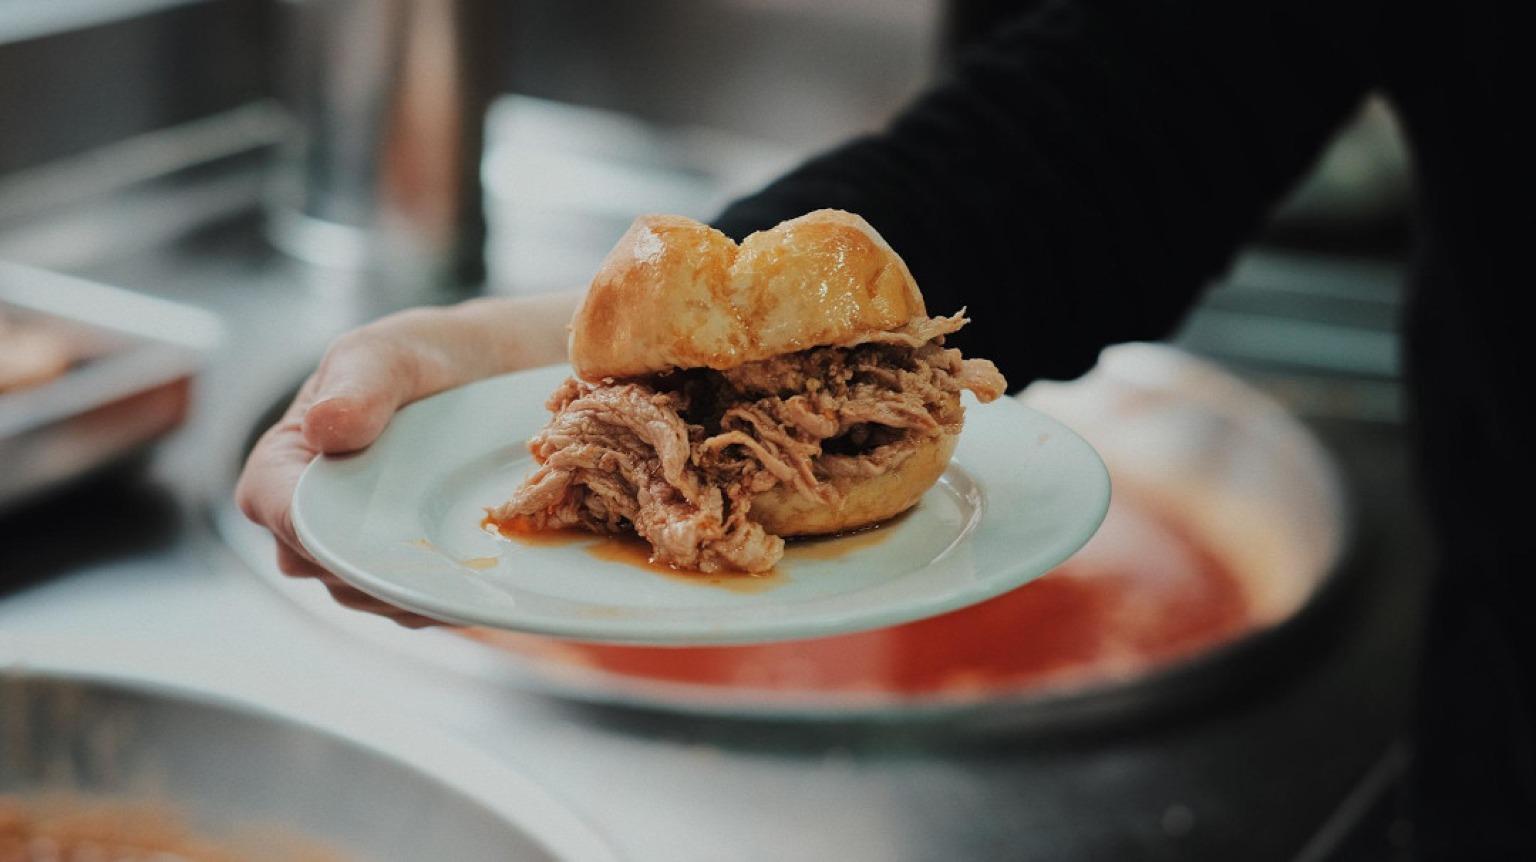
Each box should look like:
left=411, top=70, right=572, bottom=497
left=0, top=104, right=1432, bottom=861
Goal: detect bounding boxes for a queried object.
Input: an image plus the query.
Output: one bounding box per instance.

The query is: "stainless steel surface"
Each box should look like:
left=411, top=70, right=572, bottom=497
left=0, top=0, right=267, bottom=177
left=503, top=0, right=938, bottom=151
left=268, top=0, right=496, bottom=288
left=0, top=262, right=219, bottom=511
left=0, top=1, right=211, bottom=44
left=481, top=96, right=795, bottom=296
left=0, top=97, right=1433, bottom=861
left=0, top=639, right=617, bottom=861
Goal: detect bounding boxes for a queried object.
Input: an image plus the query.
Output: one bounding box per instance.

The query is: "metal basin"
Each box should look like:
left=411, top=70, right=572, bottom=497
left=1, top=638, right=615, bottom=861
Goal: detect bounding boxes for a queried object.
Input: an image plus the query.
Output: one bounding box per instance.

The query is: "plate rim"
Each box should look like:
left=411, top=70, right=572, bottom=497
left=292, top=364, right=1110, bottom=645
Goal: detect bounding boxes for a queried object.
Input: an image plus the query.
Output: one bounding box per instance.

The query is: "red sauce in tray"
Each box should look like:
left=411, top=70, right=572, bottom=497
left=469, top=494, right=1253, bottom=697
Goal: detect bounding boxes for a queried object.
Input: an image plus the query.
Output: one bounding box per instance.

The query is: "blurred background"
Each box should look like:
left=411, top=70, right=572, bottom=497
left=2, top=1, right=1425, bottom=860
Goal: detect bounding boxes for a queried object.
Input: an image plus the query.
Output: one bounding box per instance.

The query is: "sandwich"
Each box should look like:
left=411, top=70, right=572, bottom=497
left=488, top=209, right=1007, bottom=572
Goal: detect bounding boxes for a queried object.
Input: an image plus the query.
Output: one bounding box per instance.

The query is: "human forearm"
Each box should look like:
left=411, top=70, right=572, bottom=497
left=235, top=289, right=581, bottom=625
left=716, top=0, right=1384, bottom=385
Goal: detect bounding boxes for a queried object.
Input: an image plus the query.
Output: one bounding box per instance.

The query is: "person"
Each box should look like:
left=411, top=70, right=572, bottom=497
left=239, top=0, right=1533, bottom=855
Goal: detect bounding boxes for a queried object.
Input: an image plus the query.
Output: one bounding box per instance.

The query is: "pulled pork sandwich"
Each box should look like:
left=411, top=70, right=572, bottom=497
left=488, top=209, right=1007, bottom=573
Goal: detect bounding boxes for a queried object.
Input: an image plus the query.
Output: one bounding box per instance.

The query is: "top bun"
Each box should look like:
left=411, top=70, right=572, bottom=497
left=569, top=210, right=927, bottom=380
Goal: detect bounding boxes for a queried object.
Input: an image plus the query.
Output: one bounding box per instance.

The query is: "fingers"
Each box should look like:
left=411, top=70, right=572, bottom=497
left=302, top=330, right=419, bottom=454
left=303, top=395, right=395, bottom=455
left=297, top=306, right=504, bottom=454
left=235, top=296, right=588, bottom=628
left=275, top=543, right=444, bottom=629
left=235, top=410, right=315, bottom=555
left=299, top=296, right=584, bottom=455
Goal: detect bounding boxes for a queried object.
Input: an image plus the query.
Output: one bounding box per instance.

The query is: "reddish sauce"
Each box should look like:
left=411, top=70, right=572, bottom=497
left=470, top=494, right=1253, bottom=697
left=586, top=534, right=789, bottom=593
left=483, top=515, right=791, bottom=592
left=482, top=516, right=590, bottom=547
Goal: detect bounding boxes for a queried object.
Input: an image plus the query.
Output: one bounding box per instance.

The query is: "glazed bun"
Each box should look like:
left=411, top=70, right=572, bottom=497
left=749, top=431, right=958, bottom=537
left=569, top=209, right=927, bottom=381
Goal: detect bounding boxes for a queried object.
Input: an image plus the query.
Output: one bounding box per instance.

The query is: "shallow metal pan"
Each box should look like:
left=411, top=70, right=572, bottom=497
left=1, top=637, right=617, bottom=861
left=0, top=261, right=220, bottom=512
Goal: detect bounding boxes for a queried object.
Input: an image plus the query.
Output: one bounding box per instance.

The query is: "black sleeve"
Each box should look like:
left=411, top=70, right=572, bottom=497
left=713, top=0, right=1386, bottom=385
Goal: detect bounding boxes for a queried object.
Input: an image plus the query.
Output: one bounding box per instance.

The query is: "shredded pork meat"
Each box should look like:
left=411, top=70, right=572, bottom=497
left=491, top=313, right=1007, bottom=572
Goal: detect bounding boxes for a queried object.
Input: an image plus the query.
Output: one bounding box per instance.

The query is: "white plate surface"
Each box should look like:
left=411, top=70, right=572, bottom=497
left=293, top=365, right=1110, bottom=645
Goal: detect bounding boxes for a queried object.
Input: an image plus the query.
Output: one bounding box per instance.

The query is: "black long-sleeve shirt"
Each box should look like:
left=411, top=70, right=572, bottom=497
left=715, top=1, right=1534, bottom=855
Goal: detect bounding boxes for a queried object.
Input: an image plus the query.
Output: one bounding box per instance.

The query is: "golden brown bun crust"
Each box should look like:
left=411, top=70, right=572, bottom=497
left=569, top=210, right=927, bottom=380
left=748, top=432, right=958, bottom=538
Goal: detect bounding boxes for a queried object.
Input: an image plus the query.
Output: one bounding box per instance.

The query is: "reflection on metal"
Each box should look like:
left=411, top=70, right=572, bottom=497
left=1177, top=249, right=1408, bottom=424
left=0, top=0, right=205, bottom=44
left=0, top=262, right=220, bottom=512
left=0, top=639, right=619, bottom=861
left=482, top=95, right=796, bottom=296
left=266, top=0, right=498, bottom=293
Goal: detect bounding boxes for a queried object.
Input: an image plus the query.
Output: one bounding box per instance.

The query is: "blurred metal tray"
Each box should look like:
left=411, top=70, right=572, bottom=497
left=0, top=260, right=220, bottom=511
left=1, top=636, right=617, bottom=861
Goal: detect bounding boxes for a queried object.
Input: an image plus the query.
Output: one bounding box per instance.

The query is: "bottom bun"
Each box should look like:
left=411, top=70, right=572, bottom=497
left=749, top=432, right=959, bottom=538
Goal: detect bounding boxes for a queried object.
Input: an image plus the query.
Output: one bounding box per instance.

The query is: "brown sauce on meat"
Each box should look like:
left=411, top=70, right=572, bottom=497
left=481, top=517, right=590, bottom=547
left=483, top=511, right=905, bottom=566
left=484, top=515, right=790, bottom=592
left=586, top=534, right=788, bottom=593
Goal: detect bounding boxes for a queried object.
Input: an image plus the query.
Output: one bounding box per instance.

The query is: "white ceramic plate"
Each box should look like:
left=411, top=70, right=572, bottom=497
left=292, top=364, right=1110, bottom=645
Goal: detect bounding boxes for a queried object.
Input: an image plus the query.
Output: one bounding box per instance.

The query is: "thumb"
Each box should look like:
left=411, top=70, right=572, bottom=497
left=301, top=333, right=417, bottom=454
left=297, top=298, right=566, bottom=454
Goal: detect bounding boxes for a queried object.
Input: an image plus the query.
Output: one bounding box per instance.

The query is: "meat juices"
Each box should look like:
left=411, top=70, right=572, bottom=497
left=491, top=313, right=1007, bottom=573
